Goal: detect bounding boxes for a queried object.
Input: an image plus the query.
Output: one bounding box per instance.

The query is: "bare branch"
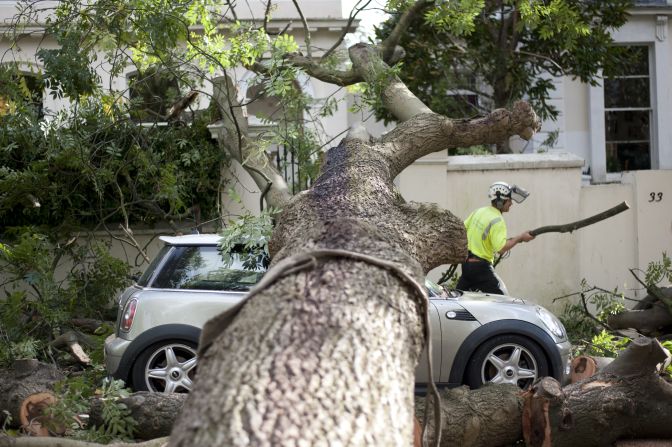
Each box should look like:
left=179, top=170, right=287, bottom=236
left=322, top=0, right=373, bottom=60
left=249, top=55, right=362, bottom=86
left=380, top=0, right=431, bottom=63
left=262, top=0, right=272, bottom=33
left=290, top=0, right=312, bottom=58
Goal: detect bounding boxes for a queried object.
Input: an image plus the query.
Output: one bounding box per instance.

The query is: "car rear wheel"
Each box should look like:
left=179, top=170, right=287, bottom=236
left=465, top=334, right=548, bottom=389
left=131, top=341, right=198, bottom=393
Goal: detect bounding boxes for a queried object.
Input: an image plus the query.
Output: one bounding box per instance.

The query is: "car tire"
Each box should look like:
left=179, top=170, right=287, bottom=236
left=465, top=334, right=549, bottom=389
left=131, top=340, right=198, bottom=393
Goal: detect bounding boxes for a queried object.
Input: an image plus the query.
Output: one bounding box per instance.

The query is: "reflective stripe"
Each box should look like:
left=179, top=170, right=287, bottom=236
left=482, top=217, right=502, bottom=241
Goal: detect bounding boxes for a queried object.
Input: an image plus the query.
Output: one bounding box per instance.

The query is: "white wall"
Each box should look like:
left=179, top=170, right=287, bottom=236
left=397, top=153, right=672, bottom=313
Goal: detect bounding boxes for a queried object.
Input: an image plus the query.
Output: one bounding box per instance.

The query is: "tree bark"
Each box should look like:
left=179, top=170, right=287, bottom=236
left=0, top=360, right=65, bottom=428
left=89, top=392, right=187, bottom=440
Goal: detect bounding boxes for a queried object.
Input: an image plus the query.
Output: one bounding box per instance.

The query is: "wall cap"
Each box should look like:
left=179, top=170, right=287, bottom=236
left=431, top=152, right=586, bottom=172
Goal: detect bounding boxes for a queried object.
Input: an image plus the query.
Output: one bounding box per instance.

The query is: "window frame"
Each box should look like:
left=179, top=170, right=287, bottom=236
left=590, top=42, right=659, bottom=183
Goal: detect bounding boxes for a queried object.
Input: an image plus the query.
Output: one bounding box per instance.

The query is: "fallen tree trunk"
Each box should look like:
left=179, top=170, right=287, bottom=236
left=0, top=360, right=64, bottom=429
left=89, top=392, right=187, bottom=440
left=524, top=337, right=672, bottom=447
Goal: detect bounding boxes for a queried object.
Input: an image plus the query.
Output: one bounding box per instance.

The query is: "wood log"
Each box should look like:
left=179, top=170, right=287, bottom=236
left=50, top=331, right=91, bottom=365
left=569, top=355, right=614, bottom=383
left=415, top=385, right=524, bottom=447
left=19, top=392, right=58, bottom=437
left=89, top=392, right=187, bottom=440
left=0, top=360, right=64, bottom=429
left=632, top=287, right=672, bottom=311
left=0, top=435, right=169, bottom=447
left=608, top=305, right=672, bottom=335
left=524, top=337, right=672, bottom=447
left=69, top=319, right=107, bottom=334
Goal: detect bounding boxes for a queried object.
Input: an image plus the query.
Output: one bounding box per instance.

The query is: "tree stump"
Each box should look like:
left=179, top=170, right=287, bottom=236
left=0, top=360, right=64, bottom=429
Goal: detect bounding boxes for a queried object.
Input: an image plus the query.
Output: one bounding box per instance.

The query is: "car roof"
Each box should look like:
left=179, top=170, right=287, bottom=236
left=159, top=234, right=222, bottom=246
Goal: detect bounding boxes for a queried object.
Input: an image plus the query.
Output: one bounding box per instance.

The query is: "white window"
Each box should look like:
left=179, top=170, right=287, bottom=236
left=603, top=45, right=652, bottom=172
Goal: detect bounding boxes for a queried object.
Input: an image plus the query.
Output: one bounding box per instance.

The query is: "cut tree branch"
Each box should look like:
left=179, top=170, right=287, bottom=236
left=529, top=201, right=630, bottom=236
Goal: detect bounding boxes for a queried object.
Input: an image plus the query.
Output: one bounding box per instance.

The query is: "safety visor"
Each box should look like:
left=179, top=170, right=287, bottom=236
left=510, top=184, right=529, bottom=203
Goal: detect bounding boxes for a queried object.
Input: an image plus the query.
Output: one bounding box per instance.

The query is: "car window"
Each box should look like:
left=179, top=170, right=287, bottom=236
left=137, top=245, right=172, bottom=287
left=150, top=246, right=266, bottom=291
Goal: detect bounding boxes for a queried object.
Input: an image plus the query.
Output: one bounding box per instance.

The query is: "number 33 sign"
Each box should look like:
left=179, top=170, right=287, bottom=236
left=648, top=192, right=663, bottom=202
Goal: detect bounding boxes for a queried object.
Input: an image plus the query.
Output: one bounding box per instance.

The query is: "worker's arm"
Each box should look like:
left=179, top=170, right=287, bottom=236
left=498, top=231, right=535, bottom=255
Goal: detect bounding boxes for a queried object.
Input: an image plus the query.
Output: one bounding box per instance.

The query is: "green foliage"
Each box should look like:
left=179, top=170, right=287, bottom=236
left=662, top=340, right=672, bottom=379
left=559, top=254, right=672, bottom=360
left=558, top=279, right=626, bottom=345
left=0, top=228, right=130, bottom=366
left=424, top=0, right=485, bottom=36
left=218, top=208, right=278, bottom=270
left=583, top=329, right=630, bottom=358
left=0, top=87, right=226, bottom=229
left=46, top=378, right=137, bottom=442
left=84, top=379, right=138, bottom=442
left=37, top=29, right=101, bottom=99
left=644, top=252, right=672, bottom=287
left=376, top=0, right=632, bottom=123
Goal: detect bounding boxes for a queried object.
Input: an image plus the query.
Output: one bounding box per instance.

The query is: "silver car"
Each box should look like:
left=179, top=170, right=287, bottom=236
left=104, top=234, right=571, bottom=393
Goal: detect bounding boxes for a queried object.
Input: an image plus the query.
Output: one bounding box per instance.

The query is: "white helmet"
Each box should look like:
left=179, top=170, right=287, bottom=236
left=488, top=181, right=529, bottom=204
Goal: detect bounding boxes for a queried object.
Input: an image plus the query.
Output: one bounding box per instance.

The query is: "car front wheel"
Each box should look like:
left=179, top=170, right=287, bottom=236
left=465, top=334, right=549, bottom=389
left=131, top=341, right=198, bottom=393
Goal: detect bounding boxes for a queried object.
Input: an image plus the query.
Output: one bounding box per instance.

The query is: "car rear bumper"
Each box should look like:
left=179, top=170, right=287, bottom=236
left=104, top=334, right=131, bottom=380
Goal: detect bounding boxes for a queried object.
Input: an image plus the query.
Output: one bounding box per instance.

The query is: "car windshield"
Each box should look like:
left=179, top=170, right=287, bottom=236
left=425, top=279, right=448, bottom=298
left=149, top=246, right=266, bottom=291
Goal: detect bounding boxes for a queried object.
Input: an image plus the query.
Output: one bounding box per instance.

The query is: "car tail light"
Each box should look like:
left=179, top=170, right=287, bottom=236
left=120, top=298, right=138, bottom=332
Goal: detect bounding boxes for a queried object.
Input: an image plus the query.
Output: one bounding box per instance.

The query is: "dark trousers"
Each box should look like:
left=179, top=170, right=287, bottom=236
left=456, top=260, right=508, bottom=295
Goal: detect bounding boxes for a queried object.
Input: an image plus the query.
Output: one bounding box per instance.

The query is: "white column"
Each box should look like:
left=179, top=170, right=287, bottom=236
left=654, top=15, right=672, bottom=169
left=588, top=75, right=607, bottom=183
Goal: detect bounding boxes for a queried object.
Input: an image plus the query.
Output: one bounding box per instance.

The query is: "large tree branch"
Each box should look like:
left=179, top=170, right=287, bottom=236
left=379, top=101, right=539, bottom=178
left=211, top=76, right=292, bottom=210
